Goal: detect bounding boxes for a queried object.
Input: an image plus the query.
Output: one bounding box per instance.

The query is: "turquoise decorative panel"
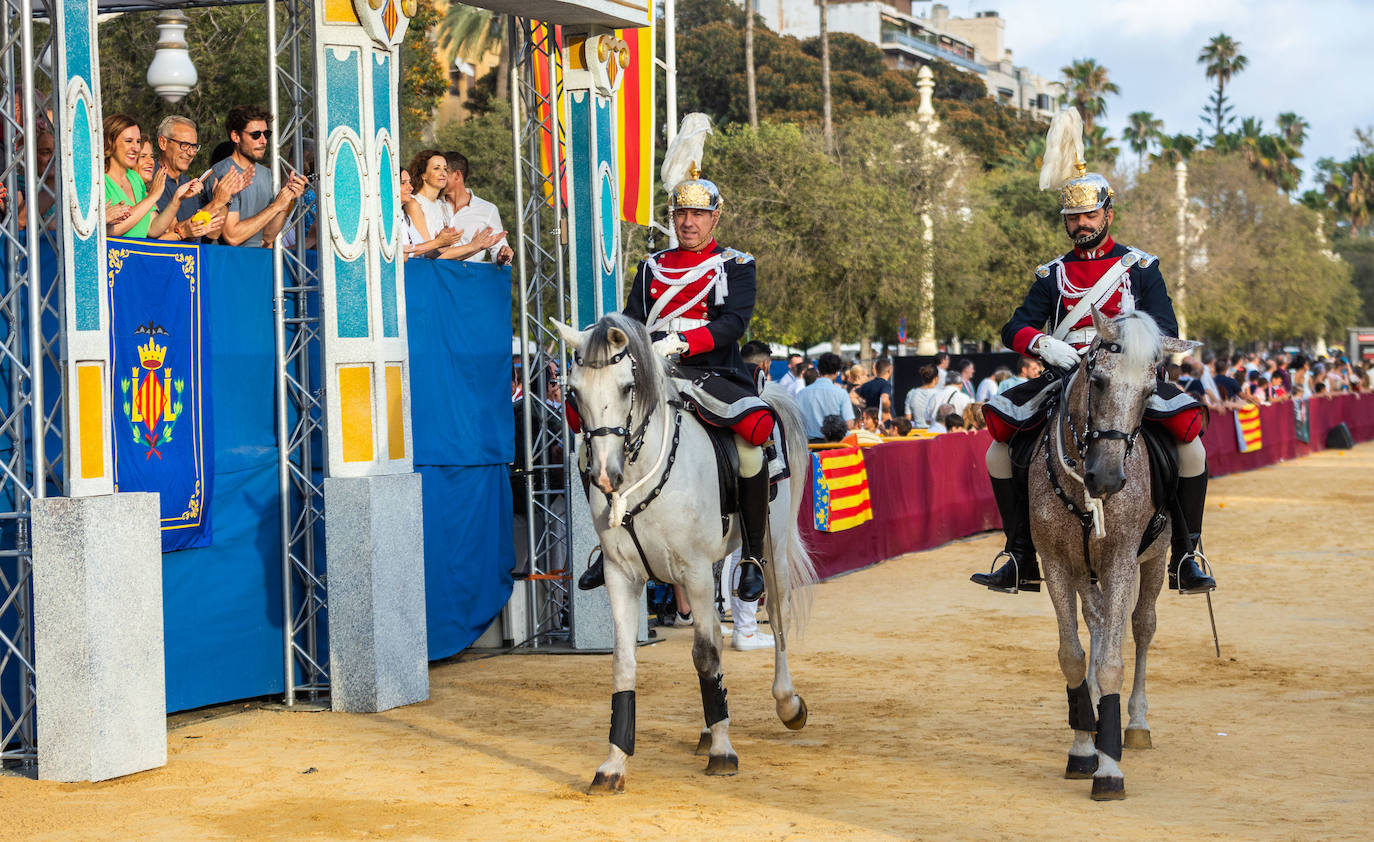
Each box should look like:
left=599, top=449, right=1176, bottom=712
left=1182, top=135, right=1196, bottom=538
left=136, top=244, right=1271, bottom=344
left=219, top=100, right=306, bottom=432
left=334, top=254, right=369, bottom=339
left=325, top=47, right=363, bottom=137
left=380, top=256, right=398, bottom=338
left=378, top=144, right=395, bottom=243
left=62, top=0, right=93, bottom=82
left=598, top=164, right=616, bottom=267
left=594, top=98, right=618, bottom=313
left=568, top=92, right=596, bottom=328
left=332, top=138, right=365, bottom=247
left=71, top=95, right=94, bottom=214
left=371, top=52, right=392, bottom=138
left=73, top=235, right=99, bottom=330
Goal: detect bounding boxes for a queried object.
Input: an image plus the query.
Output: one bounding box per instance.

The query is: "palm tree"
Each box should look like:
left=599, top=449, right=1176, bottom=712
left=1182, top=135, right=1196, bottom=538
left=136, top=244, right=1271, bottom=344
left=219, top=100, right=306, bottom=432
left=438, top=4, right=508, bottom=101
left=820, top=0, right=834, bottom=155
left=1085, top=123, right=1120, bottom=168
left=1198, top=33, right=1247, bottom=143
left=1154, top=133, right=1198, bottom=166
left=1277, top=112, right=1309, bottom=150
left=745, top=0, right=758, bottom=129
left=1122, top=111, right=1164, bottom=171
left=1059, top=58, right=1119, bottom=135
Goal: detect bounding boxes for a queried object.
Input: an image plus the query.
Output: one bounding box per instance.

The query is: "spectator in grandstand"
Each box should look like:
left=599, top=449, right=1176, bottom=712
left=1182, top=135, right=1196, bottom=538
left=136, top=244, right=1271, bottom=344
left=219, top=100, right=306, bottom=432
left=928, top=370, right=973, bottom=425
left=205, top=105, right=307, bottom=247
left=933, top=351, right=949, bottom=379
left=843, top=408, right=884, bottom=447
left=1289, top=355, right=1312, bottom=399
left=998, top=355, right=1041, bottom=394
left=797, top=352, right=854, bottom=442
left=926, top=403, right=956, bottom=434
left=956, top=359, right=977, bottom=400
left=803, top=367, right=819, bottom=387
left=103, top=114, right=199, bottom=239
left=962, top=402, right=987, bottom=431
left=892, top=417, right=915, bottom=437
left=442, top=151, right=513, bottom=265
left=976, top=366, right=1010, bottom=402
left=778, top=353, right=806, bottom=396
left=2, top=126, right=56, bottom=230
left=856, top=358, right=894, bottom=423
left=398, top=167, right=461, bottom=259
left=904, top=364, right=940, bottom=427
left=1177, top=360, right=1197, bottom=392
left=135, top=137, right=223, bottom=241
left=152, top=115, right=243, bottom=232
left=944, top=411, right=965, bottom=432
left=820, top=413, right=848, bottom=443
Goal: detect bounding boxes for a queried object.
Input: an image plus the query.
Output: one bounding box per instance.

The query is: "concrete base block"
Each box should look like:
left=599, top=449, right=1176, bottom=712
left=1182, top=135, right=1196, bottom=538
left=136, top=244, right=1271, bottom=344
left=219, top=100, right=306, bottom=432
left=31, top=492, right=165, bottom=782
left=568, top=481, right=649, bottom=650
left=325, top=472, right=428, bottom=713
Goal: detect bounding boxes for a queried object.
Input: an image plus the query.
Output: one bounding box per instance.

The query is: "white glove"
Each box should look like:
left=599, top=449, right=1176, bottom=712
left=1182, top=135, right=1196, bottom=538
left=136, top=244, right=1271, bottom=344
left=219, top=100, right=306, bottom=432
left=652, top=333, right=689, bottom=358
left=1035, top=335, right=1081, bottom=369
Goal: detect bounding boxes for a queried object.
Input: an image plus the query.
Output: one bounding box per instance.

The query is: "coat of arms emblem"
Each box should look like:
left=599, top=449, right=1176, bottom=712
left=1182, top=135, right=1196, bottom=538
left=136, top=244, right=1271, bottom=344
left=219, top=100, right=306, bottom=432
left=121, top=328, right=183, bottom=459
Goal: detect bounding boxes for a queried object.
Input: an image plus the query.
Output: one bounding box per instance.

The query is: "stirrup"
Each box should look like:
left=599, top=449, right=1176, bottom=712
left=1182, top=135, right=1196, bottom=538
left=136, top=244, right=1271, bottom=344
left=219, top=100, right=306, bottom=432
left=973, top=550, right=1040, bottom=595
left=1171, top=544, right=1217, bottom=595
left=733, top=556, right=766, bottom=602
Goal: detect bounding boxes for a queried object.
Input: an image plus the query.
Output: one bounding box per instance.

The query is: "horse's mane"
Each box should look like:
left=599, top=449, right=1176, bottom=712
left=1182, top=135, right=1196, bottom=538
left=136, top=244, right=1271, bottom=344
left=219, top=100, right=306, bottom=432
left=584, top=313, right=669, bottom=411
left=1114, top=311, right=1164, bottom=369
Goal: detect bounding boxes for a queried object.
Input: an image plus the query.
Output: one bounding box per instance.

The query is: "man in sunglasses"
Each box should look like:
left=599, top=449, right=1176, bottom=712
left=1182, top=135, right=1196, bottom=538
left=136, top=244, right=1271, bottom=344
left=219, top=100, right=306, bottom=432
left=153, top=115, right=244, bottom=236
left=206, top=104, right=307, bottom=247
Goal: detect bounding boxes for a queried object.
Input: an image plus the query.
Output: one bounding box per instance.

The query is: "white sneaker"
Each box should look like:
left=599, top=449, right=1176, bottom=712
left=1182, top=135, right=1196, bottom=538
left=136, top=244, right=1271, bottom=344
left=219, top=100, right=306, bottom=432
left=672, top=612, right=695, bottom=627
left=731, top=630, right=774, bottom=651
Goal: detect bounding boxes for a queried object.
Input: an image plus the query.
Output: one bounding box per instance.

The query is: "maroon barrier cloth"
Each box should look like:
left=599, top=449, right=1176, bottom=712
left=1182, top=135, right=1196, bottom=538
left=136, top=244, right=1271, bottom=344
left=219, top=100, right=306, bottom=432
left=799, top=396, right=1374, bottom=581
left=799, top=431, right=1000, bottom=581
left=1203, top=394, right=1374, bottom=477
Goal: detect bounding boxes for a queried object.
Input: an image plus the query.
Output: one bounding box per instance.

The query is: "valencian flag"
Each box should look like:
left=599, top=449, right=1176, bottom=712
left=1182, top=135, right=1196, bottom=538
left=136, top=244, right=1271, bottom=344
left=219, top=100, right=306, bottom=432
left=811, top=446, right=873, bottom=532
left=107, top=238, right=213, bottom=551
left=531, top=22, right=567, bottom=208
left=615, top=23, right=654, bottom=226
left=1234, top=403, right=1263, bottom=453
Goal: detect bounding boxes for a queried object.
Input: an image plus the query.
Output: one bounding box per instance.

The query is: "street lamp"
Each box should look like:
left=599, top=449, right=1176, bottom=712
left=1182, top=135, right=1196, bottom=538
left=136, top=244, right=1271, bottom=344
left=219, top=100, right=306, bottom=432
left=146, top=10, right=198, bottom=104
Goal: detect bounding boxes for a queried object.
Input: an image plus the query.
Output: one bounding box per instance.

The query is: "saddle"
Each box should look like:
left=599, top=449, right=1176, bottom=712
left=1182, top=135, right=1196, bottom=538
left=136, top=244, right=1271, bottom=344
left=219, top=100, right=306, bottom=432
left=678, top=396, right=788, bottom=537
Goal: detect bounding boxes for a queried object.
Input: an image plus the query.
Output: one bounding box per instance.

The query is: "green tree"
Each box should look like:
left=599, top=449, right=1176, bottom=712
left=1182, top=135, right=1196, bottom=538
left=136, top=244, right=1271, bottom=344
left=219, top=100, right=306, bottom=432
left=1059, top=58, right=1119, bottom=135
left=400, top=0, right=450, bottom=158
left=436, top=3, right=508, bottom=108
left=1277, top=112, right=1309, bottom=150
left=1198, top=33, right=1247, bottom=143
left=1122, top=111, right=1164, bottom=171
left=1153, top=133, right=1197, bottom=167
left=431, top=98, right=515, bottom=237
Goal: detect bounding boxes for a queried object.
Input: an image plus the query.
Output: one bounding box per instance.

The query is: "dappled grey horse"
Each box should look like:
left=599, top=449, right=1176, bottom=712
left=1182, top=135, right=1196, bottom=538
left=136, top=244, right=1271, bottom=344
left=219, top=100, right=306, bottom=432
left=555, top=314, right=816, bottom=794
left=1029, top=307, right=1196, bottom=801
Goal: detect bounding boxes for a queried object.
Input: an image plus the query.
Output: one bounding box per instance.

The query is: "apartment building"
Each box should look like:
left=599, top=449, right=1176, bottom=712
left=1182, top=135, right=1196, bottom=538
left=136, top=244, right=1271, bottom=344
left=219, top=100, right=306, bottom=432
left=752, top=1, right=1063, bottom=120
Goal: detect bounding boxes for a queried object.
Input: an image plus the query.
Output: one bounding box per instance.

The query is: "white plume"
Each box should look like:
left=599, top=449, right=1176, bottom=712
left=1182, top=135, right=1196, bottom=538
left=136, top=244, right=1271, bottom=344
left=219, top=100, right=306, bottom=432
left=661, top=113, right=713, bottom=195
left=1039, top=108, right=1085, bottom=191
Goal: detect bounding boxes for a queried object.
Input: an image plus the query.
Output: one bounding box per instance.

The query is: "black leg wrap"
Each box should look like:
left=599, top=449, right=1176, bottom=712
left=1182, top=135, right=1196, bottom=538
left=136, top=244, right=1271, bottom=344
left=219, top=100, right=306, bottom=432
left=1095, top=693, right=1122, bottom=762
left=698, top=672, right=729, bottom=727
left=609, top=690, right=635, bottom=756
left=1067, top=681, right=1096, bottom=732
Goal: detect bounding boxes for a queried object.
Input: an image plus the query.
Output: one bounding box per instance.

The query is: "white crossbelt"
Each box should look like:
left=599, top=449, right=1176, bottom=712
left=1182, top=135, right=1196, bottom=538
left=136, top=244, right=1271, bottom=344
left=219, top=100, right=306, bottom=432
left=1063, top=328, right=1097, bottom=347
left=1051, top=257, right=1134, bottom=342
left=662, top=317, right=710, bottom=333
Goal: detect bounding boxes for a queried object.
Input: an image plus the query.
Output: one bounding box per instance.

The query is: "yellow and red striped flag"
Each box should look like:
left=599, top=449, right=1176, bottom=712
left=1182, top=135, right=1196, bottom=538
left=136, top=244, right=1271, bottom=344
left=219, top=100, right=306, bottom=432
left=811, top=446, right=873, bottom=532
left=615, top=23, right=655, bottom=226
left=530, top=22, right=566, bottom=208
left=1235, top=404, right=1263, bottom=453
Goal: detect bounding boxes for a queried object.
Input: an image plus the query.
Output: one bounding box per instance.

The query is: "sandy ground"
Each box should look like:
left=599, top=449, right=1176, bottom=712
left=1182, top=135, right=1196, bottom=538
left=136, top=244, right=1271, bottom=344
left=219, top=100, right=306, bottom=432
left=4, top=447, right=1373, bottom=841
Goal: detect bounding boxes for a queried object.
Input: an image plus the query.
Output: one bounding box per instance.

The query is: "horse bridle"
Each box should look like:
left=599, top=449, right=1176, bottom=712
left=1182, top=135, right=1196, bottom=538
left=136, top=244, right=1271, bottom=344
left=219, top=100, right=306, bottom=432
left=1066, top=337, right=1142, bottom=459
left=572, top=347, right=653, bottom=465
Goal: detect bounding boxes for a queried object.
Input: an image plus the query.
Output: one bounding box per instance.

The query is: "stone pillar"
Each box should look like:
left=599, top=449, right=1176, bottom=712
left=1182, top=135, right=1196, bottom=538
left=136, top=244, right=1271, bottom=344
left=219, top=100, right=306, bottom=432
left=325, top=473, right=427, bottom=712
left=31, top=493, right=164, bottom=782
left=914, top=66, right=939, bottom=356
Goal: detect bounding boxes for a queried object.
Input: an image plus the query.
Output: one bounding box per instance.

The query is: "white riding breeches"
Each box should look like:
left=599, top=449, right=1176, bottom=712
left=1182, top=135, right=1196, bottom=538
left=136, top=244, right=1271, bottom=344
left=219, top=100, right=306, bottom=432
left=986, top=436, right=1206, bottom=479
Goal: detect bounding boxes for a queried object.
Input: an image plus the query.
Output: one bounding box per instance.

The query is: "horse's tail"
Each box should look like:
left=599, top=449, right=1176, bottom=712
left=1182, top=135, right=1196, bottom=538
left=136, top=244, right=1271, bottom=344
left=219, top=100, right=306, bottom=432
left=762, top=383, right=818, bottom=638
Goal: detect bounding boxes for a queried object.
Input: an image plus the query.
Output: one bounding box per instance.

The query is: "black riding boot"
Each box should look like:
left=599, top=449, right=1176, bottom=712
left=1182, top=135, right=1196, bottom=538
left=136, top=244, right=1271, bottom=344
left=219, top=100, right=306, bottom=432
left=971, top=475, right=1041, bottom=593
left=1170, top=473, right=1217, bottom=594
left=735, top=469, right=770, bottom=603
left=577, top=466, right=606, bottom=591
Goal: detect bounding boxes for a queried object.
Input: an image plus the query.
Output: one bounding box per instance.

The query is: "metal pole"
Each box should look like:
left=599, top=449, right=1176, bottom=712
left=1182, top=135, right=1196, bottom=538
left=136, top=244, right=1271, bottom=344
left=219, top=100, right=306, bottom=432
left=545, top=24, right=573, bottom=594
left=266, top=0, right=295, bottom=707
left=510, top=18, right=539, bottom=648
left=663, top=0, right=678, bottom=248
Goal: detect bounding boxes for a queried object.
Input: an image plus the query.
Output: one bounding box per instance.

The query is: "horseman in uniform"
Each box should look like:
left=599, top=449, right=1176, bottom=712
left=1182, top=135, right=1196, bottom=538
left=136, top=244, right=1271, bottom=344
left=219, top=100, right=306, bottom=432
left=577, top=115, right=774, bottom=603
left=973, top=109, right=1217, bottom=597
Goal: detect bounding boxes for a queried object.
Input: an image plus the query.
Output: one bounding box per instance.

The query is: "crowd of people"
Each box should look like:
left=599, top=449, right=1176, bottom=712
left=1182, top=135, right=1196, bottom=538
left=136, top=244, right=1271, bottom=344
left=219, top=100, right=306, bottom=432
left=0, top=107, right=508, bottom=264
left=1176, top=350, right=1371, bottom=408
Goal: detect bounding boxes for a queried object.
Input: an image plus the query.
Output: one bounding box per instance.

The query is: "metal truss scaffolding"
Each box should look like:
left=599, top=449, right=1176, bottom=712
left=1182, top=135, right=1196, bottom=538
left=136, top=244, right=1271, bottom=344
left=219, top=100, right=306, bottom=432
left=0, top=0, right=64, bottom=768
left=268, top=0, right=328, bottom=705
left=509, top=18, right=575, bottom=648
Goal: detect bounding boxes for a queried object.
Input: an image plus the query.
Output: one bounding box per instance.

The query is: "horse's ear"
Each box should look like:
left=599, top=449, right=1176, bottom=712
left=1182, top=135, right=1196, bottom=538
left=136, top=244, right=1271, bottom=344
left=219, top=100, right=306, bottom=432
left=1091, top=306, right=1120, bottom=342
left=606, top=326, right=629, bottom=350
left=552, top=320, right=585, bottom=351
left=1162, top=336, right=1201, bottom=356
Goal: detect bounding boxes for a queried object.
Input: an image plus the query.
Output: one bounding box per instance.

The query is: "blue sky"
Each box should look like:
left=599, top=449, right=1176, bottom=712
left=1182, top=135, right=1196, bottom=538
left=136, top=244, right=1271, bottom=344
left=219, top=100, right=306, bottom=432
left=945, top=0, right=1374, bottom=190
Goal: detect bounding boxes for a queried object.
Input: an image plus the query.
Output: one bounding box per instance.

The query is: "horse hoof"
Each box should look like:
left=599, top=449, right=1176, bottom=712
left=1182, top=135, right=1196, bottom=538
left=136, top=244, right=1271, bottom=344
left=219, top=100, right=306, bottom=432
left=694, top=731, right=712, bottom=755
left=1124, top=728, right=1153, bottom=750
left=781, top=696, right=808, bottom=731
left=705, top=753, right=739, bottom=776
left=588, top=771, right=625, bottom=794
left=1091, top=776, right=1126, bottom=801
left=1064, top=753, right=1099, bottom=779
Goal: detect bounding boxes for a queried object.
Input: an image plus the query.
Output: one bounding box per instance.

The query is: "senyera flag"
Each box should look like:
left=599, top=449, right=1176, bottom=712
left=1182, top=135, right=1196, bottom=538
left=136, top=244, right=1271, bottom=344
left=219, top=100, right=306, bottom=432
left=615, top=22, right=654, bottom=226
left=1234, top=404, right=1263, bottom=453
left=811, top=446, right=873, bottom=532
left=530, top=22, right=567, bottom=208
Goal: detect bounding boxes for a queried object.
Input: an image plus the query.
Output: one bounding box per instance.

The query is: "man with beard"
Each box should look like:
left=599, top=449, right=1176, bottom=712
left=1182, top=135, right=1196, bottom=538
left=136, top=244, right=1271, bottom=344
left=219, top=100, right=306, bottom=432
left=973, top=109, right=1216, bottom=598
left=207, top=104, right=307, bottom=247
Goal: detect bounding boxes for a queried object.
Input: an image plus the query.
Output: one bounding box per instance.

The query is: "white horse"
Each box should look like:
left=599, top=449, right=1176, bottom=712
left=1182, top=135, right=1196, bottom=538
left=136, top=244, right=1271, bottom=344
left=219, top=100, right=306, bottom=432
left=1031, top=307, right=1197, bottom=800
left=555, top=314, right=817, bottom=794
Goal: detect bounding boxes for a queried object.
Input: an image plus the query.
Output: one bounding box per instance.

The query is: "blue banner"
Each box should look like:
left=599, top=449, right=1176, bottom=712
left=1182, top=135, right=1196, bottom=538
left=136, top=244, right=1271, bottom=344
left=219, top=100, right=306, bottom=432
left=107, top=238, right=213, bottom=551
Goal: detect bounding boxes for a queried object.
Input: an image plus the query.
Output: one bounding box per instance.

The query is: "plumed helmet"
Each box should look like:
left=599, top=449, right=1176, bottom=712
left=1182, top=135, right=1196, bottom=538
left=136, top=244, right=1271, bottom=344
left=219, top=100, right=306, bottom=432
left=1039, top=109, right=1114, bottom=215
left=662, top=113, right=722, bottom=212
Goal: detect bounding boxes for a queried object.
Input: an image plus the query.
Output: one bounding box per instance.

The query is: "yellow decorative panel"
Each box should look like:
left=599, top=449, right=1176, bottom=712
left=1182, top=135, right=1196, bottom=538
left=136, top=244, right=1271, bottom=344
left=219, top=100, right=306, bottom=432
left=385, top=363, right=405, bottom=460
left=77, top=363, right=105, bottom=479
left=324, top=0, right=360, bottom=24
left=338, top=365, right=374, bottom=463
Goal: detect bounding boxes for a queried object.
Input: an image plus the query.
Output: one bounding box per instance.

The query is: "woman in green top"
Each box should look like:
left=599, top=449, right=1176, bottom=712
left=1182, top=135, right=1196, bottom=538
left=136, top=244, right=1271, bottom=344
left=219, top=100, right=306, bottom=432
left=103, top=113, right=197, bottom=239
